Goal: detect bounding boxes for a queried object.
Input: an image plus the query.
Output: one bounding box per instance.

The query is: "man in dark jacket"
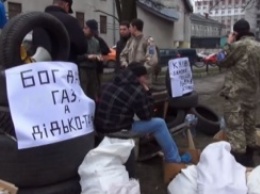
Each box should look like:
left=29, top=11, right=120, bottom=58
left=33, top=0, right=86, bottom=63
left=115, top=21, right=131, bottom=72
left=95, top=63, right=191, bottom=164
left=77, top=20, right=101, bottom=100
left=84, top=20, right=110, bottom=84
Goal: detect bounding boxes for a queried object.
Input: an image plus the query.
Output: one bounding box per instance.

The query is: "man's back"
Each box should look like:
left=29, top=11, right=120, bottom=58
left=33, top=6, right=86, bottom=63
left=95, top=70, right=153, bottom=133
left=221, top=36, right=260, bottom=102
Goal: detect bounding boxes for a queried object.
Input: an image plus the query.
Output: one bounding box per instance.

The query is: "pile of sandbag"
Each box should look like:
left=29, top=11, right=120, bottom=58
left=168, top=141, right=260, bottom=194
left=78, top=137, right=140, bottom=194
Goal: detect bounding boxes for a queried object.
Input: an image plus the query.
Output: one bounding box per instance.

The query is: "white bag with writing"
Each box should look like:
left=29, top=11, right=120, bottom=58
left=168, top=57, right=194, bottom=97
left=78, top=137, right=140, bottom=194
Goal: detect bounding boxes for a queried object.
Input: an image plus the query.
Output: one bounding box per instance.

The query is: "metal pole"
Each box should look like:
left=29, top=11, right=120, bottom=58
left=113, top=0, right=116, bottom=45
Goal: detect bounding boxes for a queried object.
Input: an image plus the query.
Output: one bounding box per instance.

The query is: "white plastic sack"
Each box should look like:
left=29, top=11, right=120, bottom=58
left=197, top=141, right=247, bottom=194
left=78, top=137, right=140, bottom=194
left=167, top=165, right=197, bottom=194
left=247, top=165, right=260, bottom=194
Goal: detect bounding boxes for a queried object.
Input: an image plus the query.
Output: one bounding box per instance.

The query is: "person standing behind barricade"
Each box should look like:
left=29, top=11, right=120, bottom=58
left=218, top=19, right=260, bottom=167
left=88, top=20, right=110, bottom=85
left=120, top=19, right=159, bottom=85
left=77, top=20, right=101, bottom=100
left=115, top=21, right=131, bottom=73
left=33, top=0, right=86, bottom=64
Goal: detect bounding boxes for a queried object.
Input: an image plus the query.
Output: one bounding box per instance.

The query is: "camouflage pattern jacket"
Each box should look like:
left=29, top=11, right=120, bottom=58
left=219, top=36, right=260, bottom=104
left=120, top=34, right=158, bottom=67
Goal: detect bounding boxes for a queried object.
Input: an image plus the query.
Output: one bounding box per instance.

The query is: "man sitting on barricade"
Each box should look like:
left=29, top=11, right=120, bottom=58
left=95, top=62, right=192, bottom=164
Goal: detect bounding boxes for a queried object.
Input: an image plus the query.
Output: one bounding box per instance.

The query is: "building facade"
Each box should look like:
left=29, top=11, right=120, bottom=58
left=194, top=0, right=247, bottom=33
left=3, top=0, right=194, bottom=49
left=4, top=0, right=119, bottom=46
left=190, top=13, right=225, bottom=37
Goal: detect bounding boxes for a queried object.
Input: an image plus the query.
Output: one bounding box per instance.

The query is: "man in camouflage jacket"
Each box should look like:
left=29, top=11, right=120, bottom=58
left=120, top=19, right=159, bottom=84
left=219, top=19, right=260, bottom=167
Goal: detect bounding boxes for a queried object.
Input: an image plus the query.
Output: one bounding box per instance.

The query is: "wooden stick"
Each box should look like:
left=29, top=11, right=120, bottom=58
left=0, top=180, right=18, bottom=194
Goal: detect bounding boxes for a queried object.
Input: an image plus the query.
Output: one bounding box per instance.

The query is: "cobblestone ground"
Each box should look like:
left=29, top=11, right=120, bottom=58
left=137, top=73, right=260, bottom=194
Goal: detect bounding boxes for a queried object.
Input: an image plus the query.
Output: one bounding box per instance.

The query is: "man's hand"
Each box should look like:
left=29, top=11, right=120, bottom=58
left=228, top=32, right=237, bottom=44
left=141, top=83, right=150, bottom=91
left=121, top=62, right=128, bottom=68
left=96, top=55, right=103, bottom=61
left=87, top=54, right=97, bottom=60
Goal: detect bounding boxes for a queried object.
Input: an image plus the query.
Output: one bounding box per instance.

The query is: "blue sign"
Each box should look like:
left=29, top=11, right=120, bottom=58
left=0, top=1, right=7, bottom=29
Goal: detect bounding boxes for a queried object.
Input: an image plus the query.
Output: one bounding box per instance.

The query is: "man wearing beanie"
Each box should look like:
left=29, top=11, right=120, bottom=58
left=218, top=19, right=260, bottom=166
left=95, top=62, right=192, bottom=165
left=77, top=20, right=101, bottom=100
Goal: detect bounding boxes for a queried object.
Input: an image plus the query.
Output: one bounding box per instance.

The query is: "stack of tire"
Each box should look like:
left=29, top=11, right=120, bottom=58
left=165, top=68, right=220, bottom=135
left=0, top=12, right=94, bottom=194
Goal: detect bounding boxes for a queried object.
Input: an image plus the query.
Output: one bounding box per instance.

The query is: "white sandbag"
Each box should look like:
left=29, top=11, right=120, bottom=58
left=110, top=179, right=140, bottom=194
left=167, top=165, right=197, bottom=194
left=197, top=141, right=247, bottom=194
left=247, top=165, right=260, bottom=194
left=78, top=137, right=140, bottom=194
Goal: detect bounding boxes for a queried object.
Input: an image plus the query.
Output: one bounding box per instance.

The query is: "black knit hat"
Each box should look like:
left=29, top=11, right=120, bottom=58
left=128, top=63, right=147, bottom=77
left=233, top=19, right=250, bottom=33
left=61, top=0, right=73, bottom=13
left=86, top=19, right=98, bottom=33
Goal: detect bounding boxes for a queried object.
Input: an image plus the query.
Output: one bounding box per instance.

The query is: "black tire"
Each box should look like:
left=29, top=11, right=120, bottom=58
left=0, top=12, right=70, bottom=106
left=0, top=132, right=94, bottom=188
left=165, top=108, right=186, bottom=128
left=191, top=104, right=220, bottom=136
left=0, top=108, right=14, bottom=135
left=168, top=91, right=198, bottom=109
left=18, top=177, right=81, bottom=194
left=0, top=12, right=69, bottom=68
left=106, top=60, right=116, bottom=68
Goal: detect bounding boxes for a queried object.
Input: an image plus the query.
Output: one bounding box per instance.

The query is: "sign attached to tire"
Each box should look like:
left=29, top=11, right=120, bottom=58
left=5, top=62, right=95, bottom=149
left=168, top=57, right=194, bottom=98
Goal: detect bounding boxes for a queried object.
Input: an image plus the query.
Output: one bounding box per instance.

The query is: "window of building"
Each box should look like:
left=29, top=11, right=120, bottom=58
left=100, top=15, right=107, bottom=34
left=228, top=0, right=232, bottom=4
left=8, top=2, right=22, bottom=19
left=228, top=9, right=231, bottom=13
left=215, top=9, right=218, bottom=14
left=76, top=12, right=85, bottom=28
left=235, top=0, right=239, bottom=4
left=221, top=10, right=225, bottom=14
left=242, top=0, right=246, bottom=4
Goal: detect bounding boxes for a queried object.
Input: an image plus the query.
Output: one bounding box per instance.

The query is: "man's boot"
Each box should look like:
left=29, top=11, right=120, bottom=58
left=232, top=147, right=254, bottom=167
left=245, top=147, right=255, bottom=167
left=164, top=163, right=187, bottom=185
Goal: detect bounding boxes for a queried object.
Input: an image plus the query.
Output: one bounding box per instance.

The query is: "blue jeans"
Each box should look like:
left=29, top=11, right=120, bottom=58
left=132, top=118, right=181, bottom=163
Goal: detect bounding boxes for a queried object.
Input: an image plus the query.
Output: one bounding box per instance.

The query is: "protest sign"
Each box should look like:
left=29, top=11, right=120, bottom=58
left=168, top=57, right=194, bottom=97
left=5, top=62, right=95, bottom=149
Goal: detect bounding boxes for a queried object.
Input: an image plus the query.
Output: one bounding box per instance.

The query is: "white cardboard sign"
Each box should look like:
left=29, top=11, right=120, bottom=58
left=5, top=62, right=95, bottom=149
left=168, top=57, right=194, bottom=97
